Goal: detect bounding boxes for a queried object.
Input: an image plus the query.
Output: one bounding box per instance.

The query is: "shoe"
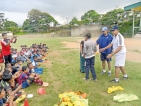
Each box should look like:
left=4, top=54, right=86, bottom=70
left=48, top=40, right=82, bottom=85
left=109, top=79, right=119, bottom=83
left=83, top=78, right=89, bottom=81
left=108, top=72, right=111, bottom=76
left=101, top=71, right=106, bottom=74
left=93, top=79, right=97, bottom=82
left=122, top=77, right=128, bottom=80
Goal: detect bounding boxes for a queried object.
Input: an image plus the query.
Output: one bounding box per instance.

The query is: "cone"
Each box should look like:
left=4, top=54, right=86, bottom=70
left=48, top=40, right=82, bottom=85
left=24, top=99, right=29, bottom=106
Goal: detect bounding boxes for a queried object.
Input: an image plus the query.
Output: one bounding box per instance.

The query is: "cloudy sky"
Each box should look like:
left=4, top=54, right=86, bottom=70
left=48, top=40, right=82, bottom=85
left=0, top=0, right=140, bottom=25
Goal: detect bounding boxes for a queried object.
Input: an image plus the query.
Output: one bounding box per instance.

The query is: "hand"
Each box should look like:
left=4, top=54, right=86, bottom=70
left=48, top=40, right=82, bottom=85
left=107, top=54, right=112, bottom=59
left=99, top=48, right=105, bottom=53
left=82, top=54, right=84, bottom=57
left=13, top=36, right=17, bottom=38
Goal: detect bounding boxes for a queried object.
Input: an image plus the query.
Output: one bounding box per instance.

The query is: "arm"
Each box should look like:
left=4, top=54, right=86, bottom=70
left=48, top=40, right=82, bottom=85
left=111, top=46, right=122, bottom=56
left=80, top=44, right=83, bottom=54
left=83, top=43, right=86, bottom=57
left=99, top=43, right=113, bottom=52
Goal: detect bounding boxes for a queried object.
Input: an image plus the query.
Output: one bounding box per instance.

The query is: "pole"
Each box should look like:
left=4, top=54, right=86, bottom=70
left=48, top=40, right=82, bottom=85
left=139, top=13, right=141, bottom=30
left=132, top=11, right=135, bottom=37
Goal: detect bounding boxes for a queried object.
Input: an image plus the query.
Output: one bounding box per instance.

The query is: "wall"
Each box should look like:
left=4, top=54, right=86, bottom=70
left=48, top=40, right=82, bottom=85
left=71, top=24, right=103, bottom=37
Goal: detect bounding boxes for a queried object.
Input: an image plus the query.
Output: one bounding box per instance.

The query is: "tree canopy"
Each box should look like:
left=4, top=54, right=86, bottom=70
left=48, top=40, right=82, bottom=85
left=22, top=9, right=58, bottom=33
left=101, top=8, right=124, bottom=25
left=81, top=10, right=100, bottom=25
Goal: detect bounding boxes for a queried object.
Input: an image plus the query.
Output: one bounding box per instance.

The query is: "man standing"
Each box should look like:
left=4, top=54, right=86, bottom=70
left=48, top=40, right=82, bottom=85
left=96, top=27, right=113, bottom=76
left=100, top=26, right=128, bottom=83
left=80, top=39, right=85, bottom=73
left=1, top=33, right=17, bottom=66
left=83, top=33, right=97, bottom=81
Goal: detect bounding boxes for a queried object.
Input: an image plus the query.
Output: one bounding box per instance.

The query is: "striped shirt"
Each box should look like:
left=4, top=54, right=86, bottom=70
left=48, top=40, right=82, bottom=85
left=111, top=33, right=126, bottom=55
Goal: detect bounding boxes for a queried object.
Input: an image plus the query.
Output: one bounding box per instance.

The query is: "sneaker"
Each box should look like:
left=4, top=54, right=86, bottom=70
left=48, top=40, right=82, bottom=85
left=93, top=79, right=97, bottom=82
left=122, top=77, right=128, bottom=80
left=101, top=71, right=106, bottom=74
left=109, top=79, right=119, bottom=83
left=108, top=72, right=111, bottom=76
left=83, top=78, right=89, bottom=81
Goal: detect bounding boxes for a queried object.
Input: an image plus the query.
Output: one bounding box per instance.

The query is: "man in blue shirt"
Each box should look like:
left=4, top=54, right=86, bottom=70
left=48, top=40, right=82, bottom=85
left=96, top=27, right=113, bottom=76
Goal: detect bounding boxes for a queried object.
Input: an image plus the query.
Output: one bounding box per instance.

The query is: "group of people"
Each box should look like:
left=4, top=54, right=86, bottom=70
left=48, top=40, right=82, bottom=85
left=80, top=25, right=128, bottom=83
left=0, top=33, right=49, bottom=106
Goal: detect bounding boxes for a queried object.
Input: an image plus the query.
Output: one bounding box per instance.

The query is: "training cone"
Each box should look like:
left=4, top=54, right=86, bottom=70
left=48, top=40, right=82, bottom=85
left=37, top=87, right=46, bottom=95
left=24, top=99, right=29, bottom=106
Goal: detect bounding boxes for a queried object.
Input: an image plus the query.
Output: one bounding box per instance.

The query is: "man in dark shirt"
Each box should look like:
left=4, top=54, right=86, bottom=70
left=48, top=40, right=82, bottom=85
left=80, top=40, right=85, bottom=73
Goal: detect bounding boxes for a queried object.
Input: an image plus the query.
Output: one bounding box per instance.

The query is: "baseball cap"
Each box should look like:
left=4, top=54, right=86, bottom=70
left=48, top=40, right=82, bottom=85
left=110, top=26, right=119, bottom=31
left=102, top=27, right=108, bottom=31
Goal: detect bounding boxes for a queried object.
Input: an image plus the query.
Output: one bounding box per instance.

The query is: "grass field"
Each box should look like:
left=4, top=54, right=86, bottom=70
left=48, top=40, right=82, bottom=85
left=12, top=37, right=141, bottom=106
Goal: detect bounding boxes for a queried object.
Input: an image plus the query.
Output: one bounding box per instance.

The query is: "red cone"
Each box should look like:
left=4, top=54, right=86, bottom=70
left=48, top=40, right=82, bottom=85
left=24, top=99, right=29, bottom=106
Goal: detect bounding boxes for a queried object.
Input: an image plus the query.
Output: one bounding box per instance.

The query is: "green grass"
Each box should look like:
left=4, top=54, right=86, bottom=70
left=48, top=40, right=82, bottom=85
left=11, top=37, right=141, bottom=106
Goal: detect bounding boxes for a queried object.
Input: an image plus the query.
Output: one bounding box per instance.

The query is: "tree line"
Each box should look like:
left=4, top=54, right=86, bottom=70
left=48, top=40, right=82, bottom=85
left=0, top=8, right=140, bottom=36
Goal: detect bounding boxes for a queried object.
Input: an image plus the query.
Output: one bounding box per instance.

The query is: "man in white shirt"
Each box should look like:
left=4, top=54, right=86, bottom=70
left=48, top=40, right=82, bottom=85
left=100, top=26, right=128, bottom=83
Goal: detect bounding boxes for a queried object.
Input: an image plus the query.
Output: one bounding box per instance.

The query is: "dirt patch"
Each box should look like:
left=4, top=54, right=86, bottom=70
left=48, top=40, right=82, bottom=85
left=49, top=51, right=60, bottom=56
left=125, top=38, right=141, bottom=63
left=61, top=41, right=79, bottom=49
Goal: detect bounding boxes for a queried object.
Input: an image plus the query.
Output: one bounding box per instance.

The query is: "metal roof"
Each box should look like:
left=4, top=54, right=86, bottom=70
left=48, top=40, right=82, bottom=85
left=124, top=2, right=141, bottom=11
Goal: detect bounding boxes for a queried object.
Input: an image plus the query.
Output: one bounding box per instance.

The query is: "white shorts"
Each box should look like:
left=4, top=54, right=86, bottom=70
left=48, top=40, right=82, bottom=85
left=115, top=53, right=126, bottom=66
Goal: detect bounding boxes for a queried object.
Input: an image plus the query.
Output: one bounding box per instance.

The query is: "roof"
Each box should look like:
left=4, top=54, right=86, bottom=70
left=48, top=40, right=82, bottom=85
left=124, top=2, right=141, bottom=11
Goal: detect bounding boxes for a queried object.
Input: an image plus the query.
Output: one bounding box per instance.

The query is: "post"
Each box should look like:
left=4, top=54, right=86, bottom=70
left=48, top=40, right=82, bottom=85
left=132, top=11, right=135, bottom=37
left=139, top=13, right=141, bottom=30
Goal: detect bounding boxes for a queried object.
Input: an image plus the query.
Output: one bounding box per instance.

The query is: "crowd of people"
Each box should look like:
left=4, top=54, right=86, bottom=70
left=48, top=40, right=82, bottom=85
left=80, top=25, right=128, bottom=83
left=0, top=33, right=49, bottom=106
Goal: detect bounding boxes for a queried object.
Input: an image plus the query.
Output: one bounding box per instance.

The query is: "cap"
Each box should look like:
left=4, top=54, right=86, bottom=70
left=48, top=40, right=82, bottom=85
left=110, top=26, right=119, bottom=31
left=102, top=27, right=108, bottom=31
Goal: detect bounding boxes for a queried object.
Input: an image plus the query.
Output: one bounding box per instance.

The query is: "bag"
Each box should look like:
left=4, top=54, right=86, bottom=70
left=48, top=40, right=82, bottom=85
left=2, top=70, right=12, bottom=81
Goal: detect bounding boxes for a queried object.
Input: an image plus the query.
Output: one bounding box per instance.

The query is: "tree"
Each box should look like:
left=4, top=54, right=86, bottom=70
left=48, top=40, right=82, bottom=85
left=69, top=17, right=82, bottom=27
left=5, top=21, right=18, bottom=28
left=23, top=9, right=58, bottom=33
left=0, top=13, right=7, bottom=30
left=101, top=8, right=124, bottom=25
left=81, top=10, right=100, bottom=25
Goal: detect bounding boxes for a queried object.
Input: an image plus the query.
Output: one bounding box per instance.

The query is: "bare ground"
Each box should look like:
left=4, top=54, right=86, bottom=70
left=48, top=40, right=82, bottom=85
left=61, top=38, right=141, bottom=63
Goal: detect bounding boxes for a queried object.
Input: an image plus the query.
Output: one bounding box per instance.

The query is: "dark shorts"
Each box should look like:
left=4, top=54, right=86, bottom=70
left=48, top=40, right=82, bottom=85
left=100, top=53, right=111, bottom=62
left=22, top=80, right=30, bottom=89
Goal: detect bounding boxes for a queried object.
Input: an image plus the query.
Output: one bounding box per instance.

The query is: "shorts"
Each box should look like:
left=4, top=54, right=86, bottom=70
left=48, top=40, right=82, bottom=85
left=115, top=53, right=126, bottom=66
left=100, top=53, right=111, bottom=62
left=22, top=80, right=30, bottom=89
left=1, top=80, right=11, bottom=91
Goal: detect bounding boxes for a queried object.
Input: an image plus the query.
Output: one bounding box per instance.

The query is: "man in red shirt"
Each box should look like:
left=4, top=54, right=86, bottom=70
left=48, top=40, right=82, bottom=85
left=1, top=33, right=17, bottom=66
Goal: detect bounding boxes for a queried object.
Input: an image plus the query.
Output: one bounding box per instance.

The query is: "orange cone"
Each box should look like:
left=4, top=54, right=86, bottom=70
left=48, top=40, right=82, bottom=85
left=24, top=99, right=29, bottom=106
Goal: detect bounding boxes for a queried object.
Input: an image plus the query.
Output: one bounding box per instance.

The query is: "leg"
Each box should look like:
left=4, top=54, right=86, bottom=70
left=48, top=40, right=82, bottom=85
left=107, top=61, right=112, bottom=76
left=85, top=59, right=90, bottom=80
left=115, top=66, right=120, bottom=78
left=90, top=57, right=97, bottom=80
left=102, top=61, right=106, bottom=71
left=107, top=62, right=111, bottom=71
left=120, top=66, right=128, bottom=78
left=100, top=53, right=106, bottom=73
left=8, top=55, right=12, bottom=64
left=4, top=55, right=9, bottom=66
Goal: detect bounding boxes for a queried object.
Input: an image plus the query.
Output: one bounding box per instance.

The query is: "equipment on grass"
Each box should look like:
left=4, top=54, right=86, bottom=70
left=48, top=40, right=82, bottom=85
left=37, top=87, right=46, bottom=95
left=24, top=99, right=29, bottom=106
left=15, top=95, right=26, bottom=103
left=107, top=86, right=123, bottom=94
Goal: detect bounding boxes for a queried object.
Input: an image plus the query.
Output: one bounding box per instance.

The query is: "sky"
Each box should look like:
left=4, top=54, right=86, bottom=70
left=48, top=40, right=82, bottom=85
left=0, top=0, right=140, bottom=25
